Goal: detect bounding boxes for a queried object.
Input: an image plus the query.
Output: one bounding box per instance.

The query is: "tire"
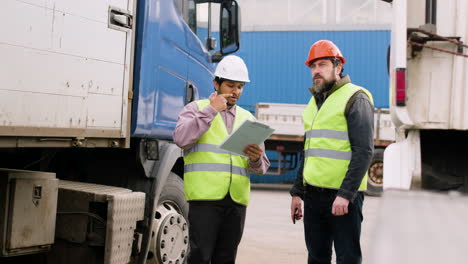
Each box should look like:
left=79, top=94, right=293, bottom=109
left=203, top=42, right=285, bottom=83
left=148, top=172, right=189, bottom=264
left=159, top=172, right=189, bottom=219
left=366, top=148, right=384, bottom=196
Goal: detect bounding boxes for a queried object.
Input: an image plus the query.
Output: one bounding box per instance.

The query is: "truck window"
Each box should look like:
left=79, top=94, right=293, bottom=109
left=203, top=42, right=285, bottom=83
left=174, top=0, right=183, bottom=17
left=188, top=0, right=197, bottom=33
left=174, top=0, right=197, bottom=33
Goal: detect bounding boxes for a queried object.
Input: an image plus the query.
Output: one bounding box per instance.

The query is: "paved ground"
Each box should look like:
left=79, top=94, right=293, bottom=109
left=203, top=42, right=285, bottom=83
left=237, top=185, right=381, bottom=264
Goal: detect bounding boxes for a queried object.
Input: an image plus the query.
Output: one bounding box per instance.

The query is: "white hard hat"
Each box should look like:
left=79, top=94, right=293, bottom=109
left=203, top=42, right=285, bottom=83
left=214, top=55, right=250, bottom=83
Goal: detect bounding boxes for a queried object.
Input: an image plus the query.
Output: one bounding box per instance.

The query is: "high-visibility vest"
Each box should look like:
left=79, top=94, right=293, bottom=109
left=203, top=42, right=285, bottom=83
left=183, top=99, right=254, bottom=206
left=302, top=83, right=374, bottom=190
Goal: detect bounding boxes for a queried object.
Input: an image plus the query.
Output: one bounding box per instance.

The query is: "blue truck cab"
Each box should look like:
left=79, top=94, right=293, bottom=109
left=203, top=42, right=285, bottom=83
left=132, top=0, right=241, bottom=139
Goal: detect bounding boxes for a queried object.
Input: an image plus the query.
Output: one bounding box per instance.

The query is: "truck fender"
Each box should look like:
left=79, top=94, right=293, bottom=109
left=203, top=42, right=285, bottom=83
left=150, top=140, right=183, bottom=210
left=138, top=140, right=184, bottom=264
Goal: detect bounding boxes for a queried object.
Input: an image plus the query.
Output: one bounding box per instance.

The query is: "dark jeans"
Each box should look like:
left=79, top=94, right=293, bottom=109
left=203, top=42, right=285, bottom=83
left=304, top=185, right=364, bottom=264
left=187, top=194, right=246, bottom=264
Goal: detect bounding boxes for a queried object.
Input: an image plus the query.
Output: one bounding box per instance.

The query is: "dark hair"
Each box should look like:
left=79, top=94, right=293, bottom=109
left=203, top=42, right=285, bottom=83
left=330, top=57, right=344, bottom=77
left=214, top=76, right=225, bottom=85
left=214, top=77, right=245, bottom=85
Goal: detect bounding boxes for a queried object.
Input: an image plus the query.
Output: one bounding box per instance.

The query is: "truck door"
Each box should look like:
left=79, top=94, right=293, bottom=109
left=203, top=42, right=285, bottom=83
left=186, top=1, right=242, bottom=106
left=186, top=1, right=218, bottom=103
left=132, top=0, right=191, bottom=139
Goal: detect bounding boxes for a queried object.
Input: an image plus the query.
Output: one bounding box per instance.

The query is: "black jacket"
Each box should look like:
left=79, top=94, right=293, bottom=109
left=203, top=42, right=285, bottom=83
left=289, top=76, right=374, bottom=202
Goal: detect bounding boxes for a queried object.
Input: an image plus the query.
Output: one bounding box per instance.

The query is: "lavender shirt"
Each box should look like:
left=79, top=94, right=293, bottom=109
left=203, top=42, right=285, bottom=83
left=173, top=102, right=270, bottom=175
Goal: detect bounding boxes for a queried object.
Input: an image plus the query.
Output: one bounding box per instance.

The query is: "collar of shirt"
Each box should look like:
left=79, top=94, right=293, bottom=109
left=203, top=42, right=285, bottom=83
left=219, top=105, right=237, bottom=133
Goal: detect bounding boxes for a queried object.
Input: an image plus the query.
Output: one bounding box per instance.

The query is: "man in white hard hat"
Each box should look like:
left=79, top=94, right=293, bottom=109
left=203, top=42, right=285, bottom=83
left=173, top=55, right=270, bottom=264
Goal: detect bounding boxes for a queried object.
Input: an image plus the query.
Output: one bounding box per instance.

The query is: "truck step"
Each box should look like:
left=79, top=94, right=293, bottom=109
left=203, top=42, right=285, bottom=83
left=58, top=180, right=145, bottom=264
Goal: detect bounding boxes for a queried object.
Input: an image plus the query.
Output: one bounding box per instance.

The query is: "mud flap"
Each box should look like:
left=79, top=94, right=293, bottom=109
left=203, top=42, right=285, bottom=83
left=383, top=130, right=421, bottom=190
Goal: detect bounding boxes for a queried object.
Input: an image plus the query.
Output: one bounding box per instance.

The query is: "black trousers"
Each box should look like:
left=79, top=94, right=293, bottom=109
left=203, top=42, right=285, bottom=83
left=304, top=185, right=364, bottom=264
left=187, top=194, right=246, bottom=264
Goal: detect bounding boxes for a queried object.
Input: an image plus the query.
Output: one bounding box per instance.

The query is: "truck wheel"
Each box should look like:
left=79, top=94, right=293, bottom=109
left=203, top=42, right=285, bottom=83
left=366, top=148, right=384, bottom=196
left=148, top=172, right=189, bottom=264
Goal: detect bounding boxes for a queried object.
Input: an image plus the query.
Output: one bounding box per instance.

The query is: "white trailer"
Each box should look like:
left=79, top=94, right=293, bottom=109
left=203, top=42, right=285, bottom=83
left=383, top=0, right=468, bottom=192
left=0, top=0, right=133, bottom=148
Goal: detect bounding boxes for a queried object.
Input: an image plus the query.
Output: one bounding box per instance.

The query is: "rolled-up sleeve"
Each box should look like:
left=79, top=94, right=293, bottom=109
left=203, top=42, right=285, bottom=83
left=248, top=145, right=270, bottom=175
left=173, top=102, right=218, bottom=150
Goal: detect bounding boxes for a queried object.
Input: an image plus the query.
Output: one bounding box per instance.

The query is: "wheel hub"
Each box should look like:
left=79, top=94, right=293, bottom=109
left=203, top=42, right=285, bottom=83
left=150, top=202, right=188, bottom=264
left=369, top=161, right=384, bottom=186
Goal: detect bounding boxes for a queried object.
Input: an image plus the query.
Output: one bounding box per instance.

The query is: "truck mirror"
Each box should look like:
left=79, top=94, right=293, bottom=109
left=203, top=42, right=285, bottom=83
left=219, top=0, right=240, bottom=55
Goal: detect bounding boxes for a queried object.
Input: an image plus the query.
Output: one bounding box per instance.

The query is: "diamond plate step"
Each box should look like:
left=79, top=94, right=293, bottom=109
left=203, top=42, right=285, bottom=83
left=58, top=180, right=145, bottom=264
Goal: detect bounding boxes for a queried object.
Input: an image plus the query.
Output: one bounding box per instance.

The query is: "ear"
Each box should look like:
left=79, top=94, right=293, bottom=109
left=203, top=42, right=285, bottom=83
left=335, top=64, right=342, bottom=76
left=213, top=80, right=219, bottom=92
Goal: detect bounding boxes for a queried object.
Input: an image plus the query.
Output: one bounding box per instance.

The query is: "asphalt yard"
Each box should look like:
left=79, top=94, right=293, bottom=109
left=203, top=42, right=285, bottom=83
left=236, top=185, right=381, bottom=264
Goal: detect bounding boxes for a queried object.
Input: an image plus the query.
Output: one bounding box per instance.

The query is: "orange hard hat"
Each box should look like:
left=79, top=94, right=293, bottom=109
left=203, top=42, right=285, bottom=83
left=304, top=40, right=346, bottom=67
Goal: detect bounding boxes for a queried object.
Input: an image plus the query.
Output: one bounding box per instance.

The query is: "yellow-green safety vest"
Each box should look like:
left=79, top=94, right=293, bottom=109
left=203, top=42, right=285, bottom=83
left=302, top=83, right=374, bottom=191
left=183, top=99, right=254, bottom=206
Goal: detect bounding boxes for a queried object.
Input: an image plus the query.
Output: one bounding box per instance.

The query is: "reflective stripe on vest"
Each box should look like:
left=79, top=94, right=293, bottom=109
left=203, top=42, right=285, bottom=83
left=304, top=148, right=352, bottom=161
left=184, top=143, right=245, bottom=158
left=305, top=129, right=349, bottom=141
left=302, top=83, right=374, bottom=190
left=183, top=99, right=253, bottom=206
left=185, top=163, right=249, bottom=177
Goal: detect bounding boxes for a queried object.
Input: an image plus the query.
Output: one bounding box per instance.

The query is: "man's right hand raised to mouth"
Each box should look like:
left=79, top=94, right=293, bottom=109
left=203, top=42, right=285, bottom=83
left=210, top=92, right=233, bottom=112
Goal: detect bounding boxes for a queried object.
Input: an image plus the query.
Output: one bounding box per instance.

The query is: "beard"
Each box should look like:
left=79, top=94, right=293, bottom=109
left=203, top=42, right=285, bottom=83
left=312, top=75, right=336, bottom=94
left=226, top=97, right=238, bottom=107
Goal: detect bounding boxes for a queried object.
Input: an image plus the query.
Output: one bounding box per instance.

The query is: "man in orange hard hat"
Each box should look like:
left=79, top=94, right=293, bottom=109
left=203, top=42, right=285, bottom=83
left=289, top=40, right=374, bottom=264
